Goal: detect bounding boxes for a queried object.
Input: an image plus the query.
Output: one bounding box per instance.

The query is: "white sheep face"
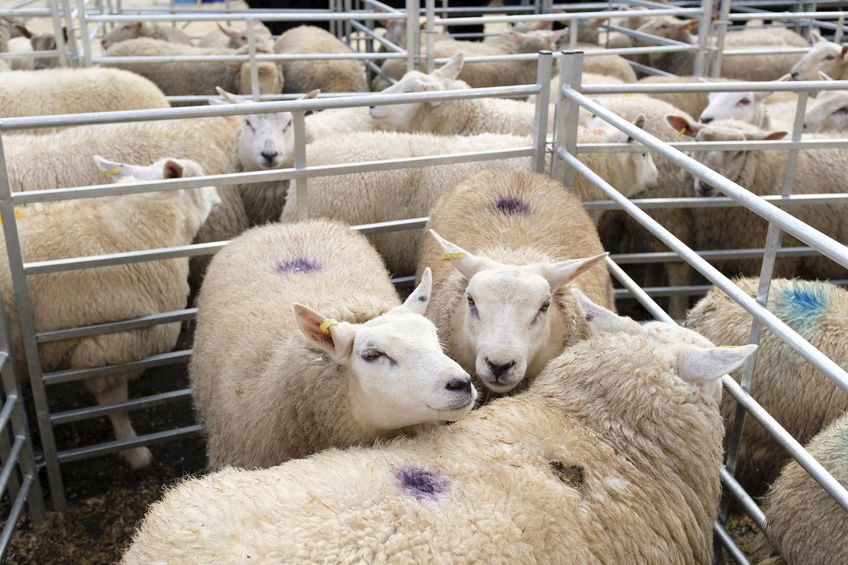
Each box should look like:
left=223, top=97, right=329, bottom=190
left=585, top=115, right=659, bottom=197
left=790, top=37, right=845, bottom=81
left=700, top=91, right=770, bottom=125
left=294, top=269, right=476, bottom=431
left=571, top=288, right=758, bottom=403
left=803, top=90, right=848, bottom=132
left=238, top=108, right=294, bottom=170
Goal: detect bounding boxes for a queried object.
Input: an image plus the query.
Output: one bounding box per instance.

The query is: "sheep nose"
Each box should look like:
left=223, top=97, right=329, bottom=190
left=790, top=71, right=799, bottom=80
left=700, top=116, right=713, bottom=124
left=261, top=150, right=278, bottom=163
left=486, top=359, right=515, bottom=380
left=445, top=377, right=472, bottom=394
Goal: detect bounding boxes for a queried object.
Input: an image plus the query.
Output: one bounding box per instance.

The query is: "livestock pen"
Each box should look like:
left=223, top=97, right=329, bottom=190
left=1, top=0, right=847, bottom=562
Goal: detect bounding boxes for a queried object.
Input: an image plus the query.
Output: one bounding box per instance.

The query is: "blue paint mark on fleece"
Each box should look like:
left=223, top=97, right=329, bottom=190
left=395, top=466, right=447, bottom=500
left=495, top=195, right=531, bottom=215
left=774, top=283, right=829, bottom=336
left=277, top=256, right=322, bottom=275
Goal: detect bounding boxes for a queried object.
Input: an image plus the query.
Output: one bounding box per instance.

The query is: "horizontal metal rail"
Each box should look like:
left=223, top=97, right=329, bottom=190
left=56, top=424, right=201, bottom=464
left=42, top=349, right=191, bottom=387
left=36, top=308, right=197, bottom=344
left=51, top=389, right=194, bottom=426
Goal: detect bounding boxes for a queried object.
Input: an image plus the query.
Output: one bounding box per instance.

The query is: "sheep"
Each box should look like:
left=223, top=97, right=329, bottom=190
left=279, top=131, right=542, bottom=276
left=102, top=38, right=282, bottom=103
left=684, top=276, right=848, bottom=493
left=197, top=21, right=273, bottom=49
left=99, top=20, right=192, bottom=51
left=667, top=114, right=848, bottom=281
left=272, top=25, right=368, bottom=93
left=633, top=16, right=700, bottom=76
left=372, top=28, right=566, bottom=91
left=190, top=219, right=476, bottom=470
left=752, top=410, right=848, bottom=565
left=369, top=56, right=658, bottom=223
left=417, top=169, right=612, bottom=398
left=3, top=115, right=249, bottom=290
left=790, top=31, right=848, bottom=81
left=0, top=68, right=170, bottom=131
left=10, top=23, right=67, bottom=70
left=699, top=89, right=801, bottom=131
left=803, top=86, right=848, bottom=132
left=120, top=291, right=757, bottom=565
left=636, top=75, right=735, bottom=120
left=0, top=156, right=220, bottom=470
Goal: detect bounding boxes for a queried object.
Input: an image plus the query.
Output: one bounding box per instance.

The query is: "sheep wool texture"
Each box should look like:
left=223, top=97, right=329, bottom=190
left=0, top=68, right=170, bottom=128
left=122, top=329, right=724, bottom=564
left=190, top=220, right=406, bottom=470
left=684, top=277, right=848, bottom=492
left=279, top=131, right=538, bottom=276
left=273, top=25, right=368, bottom=93
left=753, top=410, right=848, bottom=565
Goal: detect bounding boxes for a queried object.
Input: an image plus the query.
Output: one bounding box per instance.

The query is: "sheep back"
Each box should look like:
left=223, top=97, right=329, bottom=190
left=273, top=25, right=368, bottom=93
left=190, top=219, right=401, bottom=470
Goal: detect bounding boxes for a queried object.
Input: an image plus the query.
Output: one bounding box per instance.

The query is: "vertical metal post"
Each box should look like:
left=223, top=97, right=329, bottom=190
left=709, top=0, right=732, bottom=78
left=76, top=0, right=93, bottom=67
left=406, top=0, right=419, bottom=73
left=532, top=51, right=553, bottom=174
left=0, top=131, right=67, bottom=510
left=835, top=13, right=845, bottom=43
left=48, top=0, right=70, bottom=68
left=425, top=0, right=435, bottom=73
left=293, top=111, right=309, bottom=221
left=693, top=0, right=714, bottom=77
left=552, top=50, right=583, bottom=186
left=247, top=17, right=260, bottom=99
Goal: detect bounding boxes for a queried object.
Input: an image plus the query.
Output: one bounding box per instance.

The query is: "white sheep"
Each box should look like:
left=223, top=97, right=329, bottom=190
left=100, top=20, right=192, bottom=51
left=753, top=410, right=848, bottom=565
left=790, top=30, right=848, bottom=81
left=372, top=28, right=566, bottom=91
left=0, top=156, right=220, bottom=470
left=4, top=115, right=249, bottom=290
left=102, top=38, right=282, bottom=103
left=279, top=131, right=541, bottom=276
left=0, top=68, right=170, bottom=129
left=197, top=21, right=273, bottom=49
left=369, top=55, right=658, bottom=224
left=190, top=219, right=476, bottom=470
left=699, top=89, right=800, bottom=131
left=684, top=276, right=848, bottom=493
left=121, top=290, right=757, bottom=564
left=10, top=23, right=67, bottom=70
left=418, top=169, right=611, bottom=397
left=667, top=114, right=848, bottom=281
left=803, top=86, right=848, bottom=132
left=273, top=25, right=368, bottom=93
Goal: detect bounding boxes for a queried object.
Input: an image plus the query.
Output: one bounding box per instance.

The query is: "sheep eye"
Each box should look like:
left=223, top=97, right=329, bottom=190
left=244, top=119, right=255, bottom=131
left=282, top=120, right=292, bottom=132
left=539, top=298, right=551, bottom=313
left=361, top=349, right=387, bottom=363
left=836, top=107, right=848, bottom=114
left=466, top=294, right=478, bottom=316
left=825, top=54, right=835, bottom=60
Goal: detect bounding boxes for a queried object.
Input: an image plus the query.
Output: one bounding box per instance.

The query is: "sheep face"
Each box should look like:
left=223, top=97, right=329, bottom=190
left=790, top=36, right=846, bottom=81
left=584, top=114, right=659, bottom=197
left=700, top=91, right=771, bottom=125
left=803, top=90, right=848, bottom=132
left=101, top=22, right=143, bottom=51
left=294, top=269, right=476, bottom=430
left=237, top=110, right=294, bottom=170
left=236, top=61, right=284, bottom=98
left=571, top=288, right=757, bottom=403
left=666, top=115, right=787, bottom=197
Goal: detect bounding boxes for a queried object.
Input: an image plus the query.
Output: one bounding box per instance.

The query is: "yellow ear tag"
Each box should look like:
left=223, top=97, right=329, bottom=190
left=677, top=127, right=686, bottom=138
left=101, top=168, right=120, bottom=177
left=442, top=252, right=465, bottom=261
left=319, top=318, right=339, bottom=334
left=0, top=209, right=23, bottom=225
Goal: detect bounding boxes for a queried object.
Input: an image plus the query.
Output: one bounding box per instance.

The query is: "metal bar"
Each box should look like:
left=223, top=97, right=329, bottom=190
left=713, top=522, right=750, bottom=565
left=56, top=424, right=202, bottom=464
left=0, top=474, right=36, bottom=562
left=531, top=51, right=553, bottom=174
left=42, top=349, right=191, bottom=387
left=51, top=389, right=193, bottom=426
left=36, top=309, right=197, bottom=344
left=293, top=109, right=309, bottom=221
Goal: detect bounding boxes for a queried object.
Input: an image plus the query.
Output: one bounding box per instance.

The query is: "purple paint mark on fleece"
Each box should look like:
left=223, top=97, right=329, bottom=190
left=495, top=195, right=531, bottom=215
left=395, top=466, right=447, bottom=500
left=277, top=256, right=322, bottom=275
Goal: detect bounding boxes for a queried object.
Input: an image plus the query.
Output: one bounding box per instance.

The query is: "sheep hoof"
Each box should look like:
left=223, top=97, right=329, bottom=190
left=122, top=446, right=154, bottom=470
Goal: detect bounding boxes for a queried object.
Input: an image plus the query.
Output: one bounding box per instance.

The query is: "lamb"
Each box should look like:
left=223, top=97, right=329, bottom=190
left=0, top=68, right=170, bottom=130
left=684, top=276, right=848, bottom=492
left=752, top=410, right=848, bottom=565
left=372, top=28, right=566, bottom=91
left=369, top=56, right=658, bottom=224
left=197, top=21, right=273, bottom=49
left=11, top=23, right=67, bottom=70
left=667, top=114, right=848, bottom=281
left=417, top=169, right=612, bottom=397
left=100, top=20, right=192, bottom=50
left=789, top=31, right=848, bottom=81
left=278, top=131, right=542, bottom=276
left=0, top=156, right=220, bottom=470
left=272, top=25, right=368, bottom=93
left=190, top=219, right=476, bottom=470
left=803, top=86, right=848, bottom=132
left=102, top=38, right=282, bottom=103
left=121, top=291, right=757, bottom=564
left=699, top=89, right=800, bottom=131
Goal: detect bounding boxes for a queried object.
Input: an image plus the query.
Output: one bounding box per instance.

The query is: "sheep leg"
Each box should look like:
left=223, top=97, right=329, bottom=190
left=91, top=379, right=154, bottom=470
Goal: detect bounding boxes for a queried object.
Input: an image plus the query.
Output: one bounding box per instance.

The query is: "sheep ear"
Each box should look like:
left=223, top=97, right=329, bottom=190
left=570, top=288, right=641, bottom=335
left=626, top=113, right=647, bottom=143
left=681, top=19, right=699, bottom=31
left=398, top=268, right=432, bottom=315
left=14, top=23, right=32, bottom=39
left=677, top=344, right=758, bottom=383
left=667, top=114, right=701, bottom=137
left=748, top=130, right=787, bottom=141
left=538, top=252, right=608, bottom=290
left=842, top=44, right=848, bottom=58
left=432, top=52, right=463, bottom=80
left=218, top=23, right=240, bottom=41
left=161, top=159, right=185, bottom=179
left=811, top=30, right=823, bottom=44
left=302, top=89, right=321, bottom=100
left=753, top=91, right=773, bottom=103
left=93, top=155, right=132, bottom=179
left=293, top=304, right=356, bottom=364
left=428, top=230, right=489, bottom=280
left=214, top=87, right=242, bottom=104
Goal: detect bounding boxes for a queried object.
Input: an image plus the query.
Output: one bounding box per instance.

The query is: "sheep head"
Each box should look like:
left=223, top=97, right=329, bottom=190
left=293, top=268, right=476, bottom=430
left=430, top=230, right=606, bottom=395
left=790, top=32, right=848, bottom=81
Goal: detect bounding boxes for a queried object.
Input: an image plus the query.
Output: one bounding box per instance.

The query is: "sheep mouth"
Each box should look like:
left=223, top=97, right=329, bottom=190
left=429, top=394, right=477, bottom=413
left=695, top=179, right=717, bottom=197
left=477, top=375, right=522, bottom=394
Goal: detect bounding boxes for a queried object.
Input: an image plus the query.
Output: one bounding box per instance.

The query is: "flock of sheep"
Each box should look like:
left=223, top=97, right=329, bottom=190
left=1, top=3, right=847, bottom=562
